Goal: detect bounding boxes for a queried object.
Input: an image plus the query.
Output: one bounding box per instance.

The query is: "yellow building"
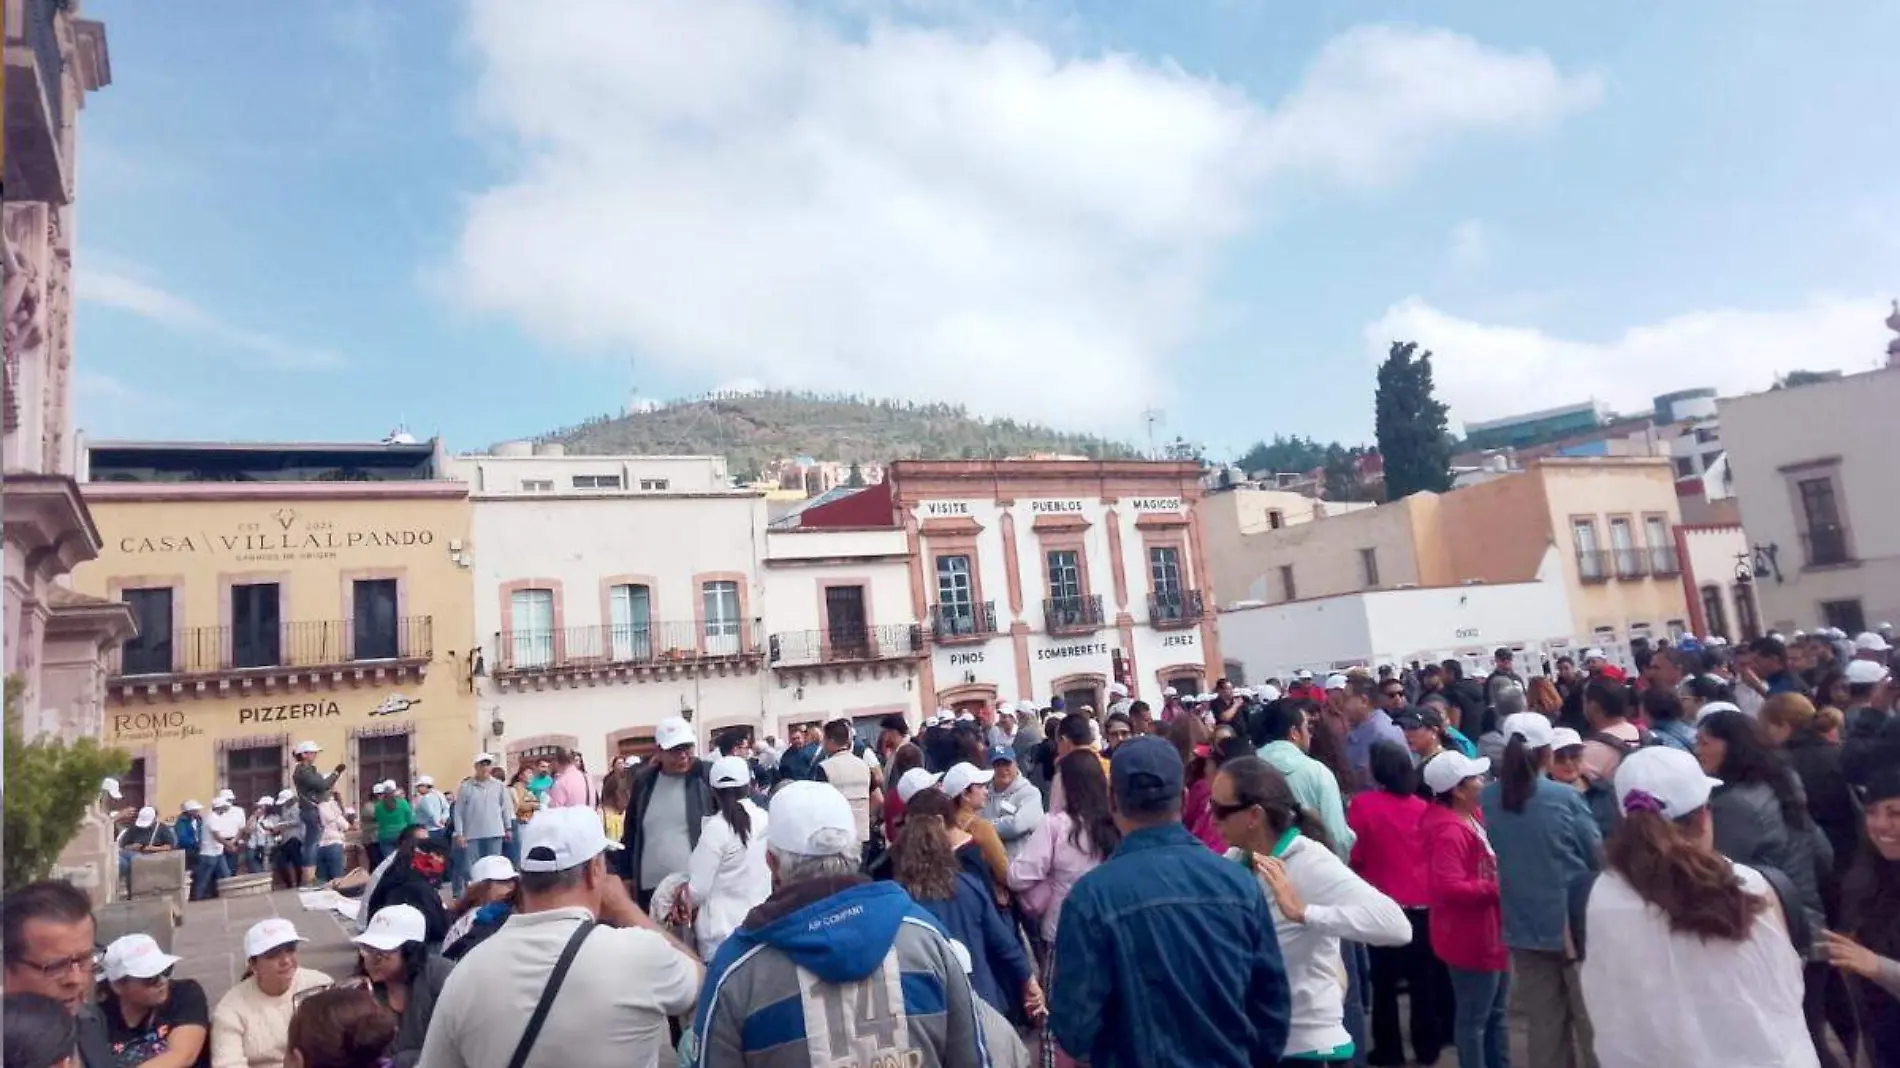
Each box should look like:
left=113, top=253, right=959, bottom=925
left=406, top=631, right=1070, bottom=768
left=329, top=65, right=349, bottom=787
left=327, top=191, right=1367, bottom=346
left=69, top=440, right=479, bottom=813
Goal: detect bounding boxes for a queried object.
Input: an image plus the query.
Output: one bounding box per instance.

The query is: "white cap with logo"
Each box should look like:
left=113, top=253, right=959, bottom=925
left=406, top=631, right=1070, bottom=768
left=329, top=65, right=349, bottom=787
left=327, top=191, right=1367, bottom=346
left=1500, top=713, right=1554, bottom=750
left=103, top=934, right=181, bottom=981
left=655, top=717, right=695, bottom=752
left=469, top=854, right=518, bottom=885
left=709, top=755, right=752, bottom=789
left=766, top=781, right=858, bottom=858
left=941, top=762, right=994, bottom=797
left=519, top=805, right=623, bottom=873
left=133, top=806, right=158, bottom=829
left=896, top=767, right=942, bottom=803
left=1421, top=751, right=1490, bottom=796
left=243, top=918, right=306, bottom=959
left=1614, top=746, right=1721, bottom=820
left=352, top=904, right=427, bottom=952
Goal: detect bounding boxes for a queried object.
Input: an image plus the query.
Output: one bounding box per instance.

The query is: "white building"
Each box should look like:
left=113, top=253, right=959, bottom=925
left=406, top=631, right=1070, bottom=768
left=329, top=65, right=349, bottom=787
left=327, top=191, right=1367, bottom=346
left=1217, top=546, right=1578, bottom=683
left=1675, top=523, right=1760, bottom=642
left=792, top=461, right=1223, bottom=713
left=1720, top=352, right=1900, bottom=635
left=451, top=449, right=771, bottom=771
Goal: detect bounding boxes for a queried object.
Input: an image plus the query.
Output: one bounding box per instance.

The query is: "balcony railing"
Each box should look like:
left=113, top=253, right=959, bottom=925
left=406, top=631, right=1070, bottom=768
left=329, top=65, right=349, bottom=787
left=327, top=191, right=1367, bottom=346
left=931, top=601, right=998, bottom=641
left=491, top=620, right=760, bottom=674
left=1149, top=589, right=1205, bottom=628
left=110, top=617, right=434, bottom=678
left=1613, top=548, right=1647, bottom=580
left=1802, top=524, right=1852, bottom=567
left=6, top=0, right=67, bottom=201
left=1648, top=545, right=1681, bottom=576
left=1044, top=594, right=1105, bottom=634
left=1577, top=550, right=1610, bottom=583
left=770, top=624, right=925, bottom=667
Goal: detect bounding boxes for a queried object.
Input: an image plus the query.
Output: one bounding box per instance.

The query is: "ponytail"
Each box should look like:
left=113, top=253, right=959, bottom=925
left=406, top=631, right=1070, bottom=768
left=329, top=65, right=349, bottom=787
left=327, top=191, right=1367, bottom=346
left=713, top=786, right=752, bottom=846
left=1605, top=808, right=1763, bottom=941
left=1499, top=735, right=1544, bottom=813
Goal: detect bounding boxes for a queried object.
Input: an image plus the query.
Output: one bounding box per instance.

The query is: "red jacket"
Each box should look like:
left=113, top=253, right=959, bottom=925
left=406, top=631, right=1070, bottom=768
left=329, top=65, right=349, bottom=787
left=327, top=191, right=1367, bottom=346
left=1347, top=790, right=1430, bottom=908
left=1420, top=804, right=1506, bottom=972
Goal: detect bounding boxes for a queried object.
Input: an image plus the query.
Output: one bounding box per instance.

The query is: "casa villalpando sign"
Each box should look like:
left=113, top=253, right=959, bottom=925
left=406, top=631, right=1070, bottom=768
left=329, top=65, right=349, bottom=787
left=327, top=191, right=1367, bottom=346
left=116, top=508, right=437, bottom=564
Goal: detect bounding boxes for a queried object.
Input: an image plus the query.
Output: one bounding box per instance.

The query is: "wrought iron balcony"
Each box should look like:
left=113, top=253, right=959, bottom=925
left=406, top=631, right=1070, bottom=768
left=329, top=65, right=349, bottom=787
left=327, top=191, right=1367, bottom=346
left=1148, top=589, right=1205, bottom=629
left=6, top=0, right=69, bottom=201
left=491, top=620, right=761, bottom=674
left=1576, top=550, right=1610, bottom=583
left=1613, top=548, right=1647, bottom=580
left=1647, top=545, right=1681, bottom=576
left=1044, top=594, right=1105, bottom=634
left=110, top=617, right=434, bottom=678
left=1801, top=524, right=1852, bottom=567
left=770, top=624, right=925, bottom=668
left=930, top=601, right=997, bottom=641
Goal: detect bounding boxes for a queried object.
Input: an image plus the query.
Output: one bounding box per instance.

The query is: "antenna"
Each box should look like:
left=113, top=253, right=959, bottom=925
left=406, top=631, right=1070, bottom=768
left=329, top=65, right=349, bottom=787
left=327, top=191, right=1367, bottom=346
left=1142, top=408, right=1165, bottom=459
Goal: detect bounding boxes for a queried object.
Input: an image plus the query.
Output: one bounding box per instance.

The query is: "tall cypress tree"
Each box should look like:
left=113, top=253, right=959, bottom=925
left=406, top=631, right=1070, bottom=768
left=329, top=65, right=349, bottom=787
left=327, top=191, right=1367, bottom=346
left=1375, top=340, right=1453, bottom=499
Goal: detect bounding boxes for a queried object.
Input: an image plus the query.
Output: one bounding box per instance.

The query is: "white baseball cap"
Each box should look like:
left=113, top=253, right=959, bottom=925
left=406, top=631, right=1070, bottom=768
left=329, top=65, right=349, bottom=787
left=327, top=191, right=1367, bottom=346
left=102, top=934, right=182, bottom=981
left=1109, top=682, right=1128, bottom=698
left=473, top=752, right=498, bottom=766
left=215, top=789, right=235, bottom=803
left=765, top=781, right=858, bottom=858
left=243, top=918, right=305, bottom=959
left=1162, top=686, right=1177, bottom=698
left=181, top=800, right=203, bottom=813
left=519, top=805, right=623, bottom=873
left=656, top=717, right=695, bottom=752
left=133, top=806, right=158, bottom=829
left=1295, top=669, right=1313, bottom=681
left=709, top=755, right=752, bottom=789
left=210, top=796, right=231, bottom=810
left=1847, top=660, right=1892, bottom=686
left=1614, top=746, right=1721, bottom=820
left=1855, top=631, right=1892, bottom=653
left=941, top=762, right=994, bottom=797
left=469, top=854, right=518, bottom=885
left=1421, top=751, right=1490, bottom=796
left=896, top=767, right=942, bottom=803
left=352, top=904, right=427, bottom=952
left=1500, top=713, right=1554, bottom=750
left=1582, top=648, right=1607, bottom=663
left=101, top=778, right=122, bottom=800
left=293, top=741, right=322, bottom=756
left=373, top=781, right=393, bottom=795
left=1693, top=700, right=1742, bottom=724
left=1260, top=684, right=1284, bottom=702
left=256, top=795, right=276, bottom=808
left=1323, top=673, right=1350, bottom=692
left=414, top=775, right=435, bottom=788
left=1550, top=727, right=1584, bottom=751
left=276, top=788, right=296, bottom=807
left=955, top=711, right=976, bottom=723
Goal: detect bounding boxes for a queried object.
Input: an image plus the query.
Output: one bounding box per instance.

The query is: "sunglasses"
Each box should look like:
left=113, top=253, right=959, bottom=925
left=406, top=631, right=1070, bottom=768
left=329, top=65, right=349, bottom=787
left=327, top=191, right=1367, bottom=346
left=129, top=968, right=174, bottom=987
left=1208, top=798, right=1255, bottom=820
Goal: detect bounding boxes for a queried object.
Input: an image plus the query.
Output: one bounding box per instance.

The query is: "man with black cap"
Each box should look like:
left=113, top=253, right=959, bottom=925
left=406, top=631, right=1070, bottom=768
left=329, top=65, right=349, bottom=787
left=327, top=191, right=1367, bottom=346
left=1048, top=735, right=1290, bottom=1067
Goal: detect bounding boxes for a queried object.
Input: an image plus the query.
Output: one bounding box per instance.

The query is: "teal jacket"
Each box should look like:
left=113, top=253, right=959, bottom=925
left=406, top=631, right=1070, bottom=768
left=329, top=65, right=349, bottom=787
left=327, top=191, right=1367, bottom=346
left=1258, top=741, right=1355, bottom=859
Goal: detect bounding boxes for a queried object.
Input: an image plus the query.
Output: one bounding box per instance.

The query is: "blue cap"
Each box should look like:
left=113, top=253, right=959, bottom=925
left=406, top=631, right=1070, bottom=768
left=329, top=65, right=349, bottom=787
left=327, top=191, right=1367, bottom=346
left=1109, top=735, right=1184, bottom=811
left=988, top=745, right=1016, bottom=766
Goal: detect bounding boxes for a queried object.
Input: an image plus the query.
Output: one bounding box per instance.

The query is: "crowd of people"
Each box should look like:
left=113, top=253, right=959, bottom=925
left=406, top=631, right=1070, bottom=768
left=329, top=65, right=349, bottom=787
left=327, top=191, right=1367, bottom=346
left=8, top=621, right=1900, bottom=1068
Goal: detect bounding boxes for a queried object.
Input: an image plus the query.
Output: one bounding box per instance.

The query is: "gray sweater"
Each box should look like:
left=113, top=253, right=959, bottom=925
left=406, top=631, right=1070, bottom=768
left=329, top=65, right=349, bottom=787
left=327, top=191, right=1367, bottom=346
left=452, top=777, right=512, bottom=841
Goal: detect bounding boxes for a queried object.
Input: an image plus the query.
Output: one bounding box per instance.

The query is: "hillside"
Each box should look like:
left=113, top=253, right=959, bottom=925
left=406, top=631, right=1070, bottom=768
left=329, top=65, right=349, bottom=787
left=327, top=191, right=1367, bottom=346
left=533, top=391, right=1137, bottom=478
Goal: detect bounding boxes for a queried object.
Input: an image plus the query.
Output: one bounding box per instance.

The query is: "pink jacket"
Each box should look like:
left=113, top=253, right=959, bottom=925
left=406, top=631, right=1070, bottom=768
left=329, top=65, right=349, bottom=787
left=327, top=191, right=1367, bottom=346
left=1183, top=779, right=1228, bottom=853
left=1420, top=804, right=1506, bottom=972
left=545, top=765, right=593, bottom=808
left=1006, top=811, right=1107, bottom=943
left=1347, top=789, right=1431, bottom=909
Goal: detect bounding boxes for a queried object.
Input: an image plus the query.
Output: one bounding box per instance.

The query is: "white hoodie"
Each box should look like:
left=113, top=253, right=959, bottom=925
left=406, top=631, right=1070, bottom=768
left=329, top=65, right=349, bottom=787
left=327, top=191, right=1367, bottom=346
left=687, top=799, right=772, bottom=961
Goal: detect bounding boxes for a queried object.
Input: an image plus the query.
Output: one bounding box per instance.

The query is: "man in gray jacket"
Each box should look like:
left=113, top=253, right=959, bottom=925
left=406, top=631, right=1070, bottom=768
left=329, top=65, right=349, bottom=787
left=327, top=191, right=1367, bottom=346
left=452, top=753, right=513, bottom=893
left=692, top=782, right=988, bottom=1067
left=980, top=745, right=1044, bottom=860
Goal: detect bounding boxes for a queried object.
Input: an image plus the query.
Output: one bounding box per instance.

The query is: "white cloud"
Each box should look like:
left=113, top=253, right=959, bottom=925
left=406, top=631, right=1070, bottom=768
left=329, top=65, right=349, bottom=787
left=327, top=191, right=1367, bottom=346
left=77, top=267, right=345, bottom=370
left=447, top=2, right=1602, bottom=428
left=1365, top=295, right=1894, bottom=431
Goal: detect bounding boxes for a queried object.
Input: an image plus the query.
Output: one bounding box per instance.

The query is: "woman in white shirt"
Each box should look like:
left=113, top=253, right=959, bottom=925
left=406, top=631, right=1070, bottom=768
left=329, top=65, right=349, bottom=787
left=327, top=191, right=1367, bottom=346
left=1212, top=755, right=1412, bottom=1065
left=211, top=919, right=331, bottom=1068
left=683, top=755, right=772, bottom=961
left=1578, top=746, right=1818, bottom=1068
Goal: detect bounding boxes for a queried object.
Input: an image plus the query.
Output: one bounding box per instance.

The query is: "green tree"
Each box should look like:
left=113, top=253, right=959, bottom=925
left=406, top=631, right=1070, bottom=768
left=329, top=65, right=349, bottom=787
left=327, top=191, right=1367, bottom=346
left=1375, top=341, right=1453, bottom=499
left=4, top=676, right=129, bottom=889
left=1322, top=445, right=1362, bottom=501
left=845, top=461, right=866, bottom=487
left=1238, top=434, right=1329, bottom=475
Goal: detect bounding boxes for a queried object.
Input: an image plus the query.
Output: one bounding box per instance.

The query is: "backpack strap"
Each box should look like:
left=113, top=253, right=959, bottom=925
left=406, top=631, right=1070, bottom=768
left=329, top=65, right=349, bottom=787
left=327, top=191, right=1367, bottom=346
left=1754, top=865, right=1815, bottom=960
left=506, top=920, right=596, bottom=1068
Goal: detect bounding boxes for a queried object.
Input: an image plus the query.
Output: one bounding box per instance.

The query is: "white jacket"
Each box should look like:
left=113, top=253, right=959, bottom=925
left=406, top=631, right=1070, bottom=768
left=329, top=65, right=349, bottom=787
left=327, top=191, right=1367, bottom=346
left=687, top=800, right=772, bottom=961
left=1228, top=834, right=1411, bottom=1057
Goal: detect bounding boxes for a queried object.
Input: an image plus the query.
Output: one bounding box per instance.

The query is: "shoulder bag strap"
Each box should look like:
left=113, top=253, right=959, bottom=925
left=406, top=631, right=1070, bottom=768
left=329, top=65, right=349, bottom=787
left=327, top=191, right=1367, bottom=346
left=505, top=920, right=597, bottom=1068
left=1755, top=864, right=1814, bottom=960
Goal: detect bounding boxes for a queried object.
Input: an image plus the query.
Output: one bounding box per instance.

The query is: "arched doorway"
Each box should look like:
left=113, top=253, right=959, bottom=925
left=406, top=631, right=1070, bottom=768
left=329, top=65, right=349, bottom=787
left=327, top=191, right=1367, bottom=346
left=937, top=683, right=997, bottom=719
left=1050, top=673, right=1106, bottom=715
left=1155, top=663, right=1204, bottom=700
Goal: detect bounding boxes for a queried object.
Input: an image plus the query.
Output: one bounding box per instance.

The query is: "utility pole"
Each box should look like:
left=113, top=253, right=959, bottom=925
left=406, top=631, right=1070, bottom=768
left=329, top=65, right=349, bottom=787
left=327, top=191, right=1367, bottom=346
left=1142, top=408, right=1165, bottom=459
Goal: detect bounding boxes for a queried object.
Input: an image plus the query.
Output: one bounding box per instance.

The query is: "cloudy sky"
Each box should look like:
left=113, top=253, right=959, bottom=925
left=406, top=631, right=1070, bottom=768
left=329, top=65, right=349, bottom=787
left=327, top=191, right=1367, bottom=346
left=76, top=0, right=1900, bottom=458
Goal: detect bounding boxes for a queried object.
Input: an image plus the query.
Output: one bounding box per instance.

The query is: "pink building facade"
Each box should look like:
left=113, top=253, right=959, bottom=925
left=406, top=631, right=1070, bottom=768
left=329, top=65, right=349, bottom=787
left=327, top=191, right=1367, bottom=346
left=5, top=0, right=130, bottom=897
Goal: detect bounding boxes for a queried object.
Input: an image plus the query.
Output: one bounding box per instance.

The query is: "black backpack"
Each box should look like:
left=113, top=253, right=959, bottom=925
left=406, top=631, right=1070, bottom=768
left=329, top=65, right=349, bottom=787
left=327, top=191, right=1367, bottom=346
left=1581, top=727, right=1662, bottom=834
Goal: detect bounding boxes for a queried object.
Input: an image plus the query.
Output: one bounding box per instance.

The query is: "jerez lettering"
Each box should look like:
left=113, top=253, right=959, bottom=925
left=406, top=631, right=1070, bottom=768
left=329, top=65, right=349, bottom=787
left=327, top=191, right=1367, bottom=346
left=239, top=701, right=342, bottom=724
left=1162, top=633, right=1198, bottom=647
left=1037, top=642, right=1109, bottom=661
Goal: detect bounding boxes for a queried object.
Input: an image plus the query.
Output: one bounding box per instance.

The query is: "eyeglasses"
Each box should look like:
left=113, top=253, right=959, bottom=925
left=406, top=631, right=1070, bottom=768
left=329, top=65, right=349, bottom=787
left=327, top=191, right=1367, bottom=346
left=7, top=950, right=101, bottom=979
left=356, top=945, right=400, bottom=962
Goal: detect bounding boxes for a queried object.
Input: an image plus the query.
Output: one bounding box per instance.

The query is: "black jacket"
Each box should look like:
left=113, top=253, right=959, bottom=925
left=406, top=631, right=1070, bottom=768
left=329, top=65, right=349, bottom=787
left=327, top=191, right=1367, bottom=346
left=367, top=861, right=451, bottom=946
left=1784, top=731, right=1858, bottom=881
left=617, top=759, right=717, bottom=886
left=387, top=954, right=454, bottom=1068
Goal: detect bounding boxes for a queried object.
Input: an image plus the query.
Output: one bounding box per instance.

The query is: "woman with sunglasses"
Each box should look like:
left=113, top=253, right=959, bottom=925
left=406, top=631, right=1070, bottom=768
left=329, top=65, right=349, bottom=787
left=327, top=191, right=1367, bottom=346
left=211, top=920, right=330, bottom=1068
left=1211, top=756, right=1410, bottom=1066
left=99, top=935, right=210, bottom=1068
left=349, top=905, right=453, bottom=1068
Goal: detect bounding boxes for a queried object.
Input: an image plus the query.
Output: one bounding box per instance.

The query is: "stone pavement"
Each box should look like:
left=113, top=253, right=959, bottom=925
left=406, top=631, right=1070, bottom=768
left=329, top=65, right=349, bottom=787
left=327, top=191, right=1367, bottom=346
left=171, top=890, right=360, bottom=1007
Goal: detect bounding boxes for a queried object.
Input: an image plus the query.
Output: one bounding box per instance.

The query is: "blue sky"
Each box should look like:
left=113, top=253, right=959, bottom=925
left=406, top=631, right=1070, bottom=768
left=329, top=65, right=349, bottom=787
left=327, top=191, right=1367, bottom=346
left=75, top=0, right=1900, bottom=461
